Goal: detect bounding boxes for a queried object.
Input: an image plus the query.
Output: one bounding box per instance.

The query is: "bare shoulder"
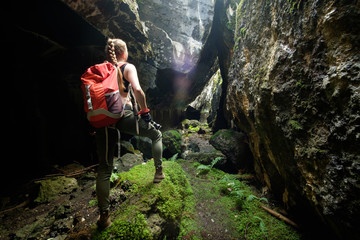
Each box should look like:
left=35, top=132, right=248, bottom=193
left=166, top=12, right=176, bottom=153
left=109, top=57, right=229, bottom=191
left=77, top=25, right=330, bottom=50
left=124, top=63, right=137, bottom=73
left=124, top=63, right=139, bottom=86
left=123, top=63, right=138, bottom=82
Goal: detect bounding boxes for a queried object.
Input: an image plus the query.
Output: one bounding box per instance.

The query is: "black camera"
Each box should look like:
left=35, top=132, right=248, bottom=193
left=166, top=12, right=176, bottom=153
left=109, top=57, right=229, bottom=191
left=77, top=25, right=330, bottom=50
left=151, top=120, right=162, bottom=130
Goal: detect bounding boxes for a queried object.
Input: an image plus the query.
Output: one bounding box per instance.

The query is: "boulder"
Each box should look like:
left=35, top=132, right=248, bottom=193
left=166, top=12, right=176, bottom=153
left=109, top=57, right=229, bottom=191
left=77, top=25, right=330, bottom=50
left=114, top=153, right=144, bottom=173
left=162, top=130, right=183, bottom=159
left=180, top=119, right=202, bottom=130
left=186, top=151, right=226, bottom=168
left=120, top=140, right=136, bottom=155
left=34, top=176, right=78, bottom=204
left=130, top=136, right=153, bottom=160
left=94, top=161, right=193, bottom=239
left=209, top=129, right=252, bottom=171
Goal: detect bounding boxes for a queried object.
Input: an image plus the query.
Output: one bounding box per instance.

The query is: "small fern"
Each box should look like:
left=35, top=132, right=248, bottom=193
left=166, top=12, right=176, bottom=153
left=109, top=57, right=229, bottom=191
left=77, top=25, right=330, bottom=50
left=196, top=157, right=224, bottom=175
left=230, top=190, right=247, bottom=209
left=210, top=156, right=223, bottom=168
left=196, top=165, right=212, bottom=175
left=168, top=153, right=179, bottom=162
left=110, top=172, right=120, bottom=183
left=246, top=194, right=268, bottom=203
left=110, top=172, right=121, bottom=188
left=254, top=216, right=267, bottom=236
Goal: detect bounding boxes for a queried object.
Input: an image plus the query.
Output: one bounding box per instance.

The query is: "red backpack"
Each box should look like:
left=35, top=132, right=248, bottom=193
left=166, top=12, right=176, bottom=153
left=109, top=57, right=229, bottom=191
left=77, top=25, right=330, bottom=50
left=81, top=62, right=127, bottom=128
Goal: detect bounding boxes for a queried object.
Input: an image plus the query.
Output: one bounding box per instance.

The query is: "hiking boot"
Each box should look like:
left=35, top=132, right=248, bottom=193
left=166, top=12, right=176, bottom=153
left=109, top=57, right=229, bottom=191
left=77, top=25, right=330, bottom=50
left=97, top=210, right=112, bottom=230
left=153, top=166, right=165, bottom=183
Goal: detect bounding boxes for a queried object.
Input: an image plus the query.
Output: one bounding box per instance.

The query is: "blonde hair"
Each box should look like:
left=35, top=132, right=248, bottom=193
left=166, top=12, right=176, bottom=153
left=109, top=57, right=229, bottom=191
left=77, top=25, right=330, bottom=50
left=105, top=38, right=127, bottom=91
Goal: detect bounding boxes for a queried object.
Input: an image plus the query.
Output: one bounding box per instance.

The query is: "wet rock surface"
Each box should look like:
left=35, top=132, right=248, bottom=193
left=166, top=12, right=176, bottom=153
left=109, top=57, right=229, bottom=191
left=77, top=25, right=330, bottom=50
left=162, top=129, right=183, bottom=158
left=34, top=176, right=78, bottom=204
left=209, top=129, right=253, bottom=172
left=226, top=0, right=360, bottom=238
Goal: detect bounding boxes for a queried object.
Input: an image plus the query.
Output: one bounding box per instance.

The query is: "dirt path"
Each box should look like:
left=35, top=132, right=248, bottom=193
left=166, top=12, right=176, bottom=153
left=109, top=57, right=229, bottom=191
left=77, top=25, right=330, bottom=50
left=181, top=160, right=242, bottom=240
left=180, top=131, right=243, bottom=240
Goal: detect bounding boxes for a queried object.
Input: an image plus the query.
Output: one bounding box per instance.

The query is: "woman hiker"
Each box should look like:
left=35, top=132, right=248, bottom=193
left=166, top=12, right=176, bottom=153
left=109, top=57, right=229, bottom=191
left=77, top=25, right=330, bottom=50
left=96, top=38, right=165, bottom=229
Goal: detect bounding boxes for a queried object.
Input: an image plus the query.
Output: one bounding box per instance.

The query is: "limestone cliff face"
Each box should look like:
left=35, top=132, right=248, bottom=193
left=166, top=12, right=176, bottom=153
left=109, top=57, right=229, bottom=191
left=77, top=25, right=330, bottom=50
left=226, top=0, right=360, bottom=238
left=188, top=70, right=222, bottom=122
left=138, top=0, right=215, bottom=73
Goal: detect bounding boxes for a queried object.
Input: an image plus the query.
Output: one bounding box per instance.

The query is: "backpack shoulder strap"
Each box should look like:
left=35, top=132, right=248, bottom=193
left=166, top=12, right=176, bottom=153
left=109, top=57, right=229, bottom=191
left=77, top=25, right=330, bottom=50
left=120, top=63, right=128, bottom=74
left=120, top=64, right=130, bottom=92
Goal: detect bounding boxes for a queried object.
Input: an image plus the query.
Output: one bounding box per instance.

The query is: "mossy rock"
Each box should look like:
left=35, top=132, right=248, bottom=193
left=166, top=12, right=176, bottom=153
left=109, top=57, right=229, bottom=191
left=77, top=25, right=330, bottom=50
left=162, top=129, right=183, bottom=158
left=180, top=119, right=202, bottom=129
left=210, top=129, right=252, bottom=171
left=92, top=161, right=196, bottom=239
left=180, top=119, right=209, bottom=131
left=34, top=176, right=78, bottom=204
left=186, top=151, right=226, bottom=166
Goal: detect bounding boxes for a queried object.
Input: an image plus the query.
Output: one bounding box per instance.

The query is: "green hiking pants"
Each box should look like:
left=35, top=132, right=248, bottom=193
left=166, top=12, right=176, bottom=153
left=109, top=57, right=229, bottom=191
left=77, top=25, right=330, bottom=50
left=95, top=110, right=162, bottom=211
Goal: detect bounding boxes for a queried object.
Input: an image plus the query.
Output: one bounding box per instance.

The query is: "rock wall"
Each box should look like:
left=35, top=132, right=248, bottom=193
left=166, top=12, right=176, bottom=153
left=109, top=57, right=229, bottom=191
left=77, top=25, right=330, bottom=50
left=187, top=69, right=222, bottom=122
left=137, top=0, right=215, bottom=73
left=226, top=0, right=360, bottom=238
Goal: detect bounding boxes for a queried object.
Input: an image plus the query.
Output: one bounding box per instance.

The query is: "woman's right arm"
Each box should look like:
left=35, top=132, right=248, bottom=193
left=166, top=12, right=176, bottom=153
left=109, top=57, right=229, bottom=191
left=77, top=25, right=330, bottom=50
left=124, top=64, right=148, bottom=111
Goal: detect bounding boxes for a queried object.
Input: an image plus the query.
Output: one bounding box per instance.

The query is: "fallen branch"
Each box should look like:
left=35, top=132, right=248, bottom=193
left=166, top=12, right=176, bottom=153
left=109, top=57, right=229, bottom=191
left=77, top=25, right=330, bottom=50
left=0, top=200, right=29, bottom=215
left=261, top=205, right=299, bottom=229
left=65, top=164, right=99, bottom=177
left=33, top=164, right=99, bottom=182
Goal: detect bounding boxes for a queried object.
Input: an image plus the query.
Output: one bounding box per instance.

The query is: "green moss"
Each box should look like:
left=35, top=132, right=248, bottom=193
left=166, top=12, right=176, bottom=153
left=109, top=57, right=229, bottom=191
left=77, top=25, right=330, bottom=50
left=289, top=120, right=303, bottom=130
left=212, top=70, right=223, bottom=94
left=210, top=129, right=235, bottom=143
left=163, top=130, right=182, bottom=155
left=239, top=27, right=247, bottom=39
left=119, top=161, right=192, bottom=220
left=93, top=213, right=151, bottom=240
left=92, top=159, right=300, bottom=240
left=34, top=176, right=78, bottom=203
left=165, top=130, right=182, bottom=140
left=187, top=151, right=225, bottom=166
left=189, top=125, right=200, bottom=132
left=92, top=161, right=196, bottom=239
left=88, top=199, right=98, bottom=208
left=287, top=0, right=301, bottom=14
left=188, top=166, right=300, bottom=240
left=235, top=0, right=246, bottom=40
